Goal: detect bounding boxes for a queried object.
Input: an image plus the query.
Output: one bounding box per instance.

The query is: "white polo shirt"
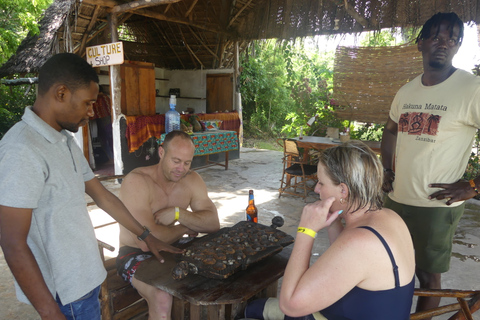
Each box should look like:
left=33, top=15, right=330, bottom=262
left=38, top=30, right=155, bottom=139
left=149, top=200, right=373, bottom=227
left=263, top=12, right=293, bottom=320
left=0, top=107, right=106, bottom=305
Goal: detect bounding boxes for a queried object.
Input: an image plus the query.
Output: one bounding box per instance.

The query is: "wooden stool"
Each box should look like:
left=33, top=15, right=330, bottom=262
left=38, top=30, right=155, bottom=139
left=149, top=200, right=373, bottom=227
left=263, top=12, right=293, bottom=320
left=98, top=241, right=148, bottom=320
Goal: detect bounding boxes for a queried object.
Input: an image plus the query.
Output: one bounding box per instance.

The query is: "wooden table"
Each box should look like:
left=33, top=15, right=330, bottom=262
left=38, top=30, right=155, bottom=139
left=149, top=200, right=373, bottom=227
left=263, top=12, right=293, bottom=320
left=293, top=136, right=381, bottom=154
left=135, top=246, right=291, bottom=320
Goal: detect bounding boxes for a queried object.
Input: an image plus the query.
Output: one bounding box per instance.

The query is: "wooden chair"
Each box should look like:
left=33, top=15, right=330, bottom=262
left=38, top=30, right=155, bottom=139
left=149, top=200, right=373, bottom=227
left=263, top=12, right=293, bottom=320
left=278, top=138, right=317, bottom=200
left=411, top=288, right=480, bottom=320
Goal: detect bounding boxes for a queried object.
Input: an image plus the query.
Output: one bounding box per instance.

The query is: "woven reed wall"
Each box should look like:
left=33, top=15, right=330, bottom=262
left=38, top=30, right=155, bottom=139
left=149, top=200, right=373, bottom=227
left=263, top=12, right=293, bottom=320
left=332, top=44, right=423, bottom=124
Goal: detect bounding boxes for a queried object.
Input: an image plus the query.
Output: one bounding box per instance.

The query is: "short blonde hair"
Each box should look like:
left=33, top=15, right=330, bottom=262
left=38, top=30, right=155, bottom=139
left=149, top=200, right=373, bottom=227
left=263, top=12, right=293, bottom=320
left=318, top=140, right=383, bottom=213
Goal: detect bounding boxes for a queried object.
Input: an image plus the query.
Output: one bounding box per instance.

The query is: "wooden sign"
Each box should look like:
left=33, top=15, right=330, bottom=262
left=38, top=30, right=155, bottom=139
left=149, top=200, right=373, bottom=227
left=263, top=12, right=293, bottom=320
left=86, top=42, right=124, bottom=67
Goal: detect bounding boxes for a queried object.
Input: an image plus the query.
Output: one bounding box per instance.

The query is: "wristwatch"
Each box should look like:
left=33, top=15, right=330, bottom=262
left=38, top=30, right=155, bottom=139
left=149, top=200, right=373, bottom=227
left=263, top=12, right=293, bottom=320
left=137, top=226, right=151, bottom=241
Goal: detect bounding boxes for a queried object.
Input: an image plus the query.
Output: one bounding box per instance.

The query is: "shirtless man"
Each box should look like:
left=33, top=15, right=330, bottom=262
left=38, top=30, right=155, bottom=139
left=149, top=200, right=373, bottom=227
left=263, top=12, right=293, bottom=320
left=117, top=130, right=220, bottom=319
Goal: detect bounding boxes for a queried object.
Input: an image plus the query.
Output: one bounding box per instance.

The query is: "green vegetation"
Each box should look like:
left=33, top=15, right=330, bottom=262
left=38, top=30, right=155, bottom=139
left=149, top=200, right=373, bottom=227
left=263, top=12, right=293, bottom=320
left=0, top=0, right=53, bottom=138
left=239, top=29, right=423, bottom=146
left=0, top=0, right=53, bottom=65
left=0, top=85, right=36, bottom=139
left=240, top=39, right=348, bottom=141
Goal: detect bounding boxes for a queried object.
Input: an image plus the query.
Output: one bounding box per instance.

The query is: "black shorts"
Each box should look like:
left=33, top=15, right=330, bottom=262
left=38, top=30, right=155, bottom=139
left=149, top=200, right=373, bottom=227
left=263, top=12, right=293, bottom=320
left=116, top=246, right=153, bottom=283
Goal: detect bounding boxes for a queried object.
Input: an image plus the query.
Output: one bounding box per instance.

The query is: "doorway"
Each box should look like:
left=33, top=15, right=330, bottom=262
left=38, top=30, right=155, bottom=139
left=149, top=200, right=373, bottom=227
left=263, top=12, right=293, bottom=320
left=206, top=74, right=233, bottom=113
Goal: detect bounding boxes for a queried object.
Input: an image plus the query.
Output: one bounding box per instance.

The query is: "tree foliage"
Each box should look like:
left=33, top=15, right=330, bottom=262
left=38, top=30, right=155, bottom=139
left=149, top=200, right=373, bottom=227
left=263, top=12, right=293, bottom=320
left=239, top=40, right=292, bottom=138
left=0, top=0, right=53, bottom=65
left=240, top=39, right=347, bottom=139
left=0, top=84, right=36, bottom=139
left=0, top=0, right=52, bottom=138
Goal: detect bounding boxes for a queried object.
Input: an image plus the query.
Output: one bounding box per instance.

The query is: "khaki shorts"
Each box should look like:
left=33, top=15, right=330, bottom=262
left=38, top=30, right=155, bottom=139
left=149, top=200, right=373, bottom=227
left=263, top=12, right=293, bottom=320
left=384, top=197, right=464, bottom=273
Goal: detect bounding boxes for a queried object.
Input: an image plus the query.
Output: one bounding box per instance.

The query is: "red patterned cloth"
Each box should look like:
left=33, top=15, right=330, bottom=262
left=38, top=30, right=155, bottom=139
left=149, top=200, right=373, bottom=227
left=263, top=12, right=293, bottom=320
left=91, top=93, right=111, bottom=119
left=125, top=111, right=240, bottom=153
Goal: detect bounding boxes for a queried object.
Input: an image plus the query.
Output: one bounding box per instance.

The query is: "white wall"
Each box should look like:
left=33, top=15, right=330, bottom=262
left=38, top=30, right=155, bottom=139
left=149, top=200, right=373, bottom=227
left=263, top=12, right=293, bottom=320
left=154, top=68, right=234, bottom=114
left=98, top=66, right=234, bottom=115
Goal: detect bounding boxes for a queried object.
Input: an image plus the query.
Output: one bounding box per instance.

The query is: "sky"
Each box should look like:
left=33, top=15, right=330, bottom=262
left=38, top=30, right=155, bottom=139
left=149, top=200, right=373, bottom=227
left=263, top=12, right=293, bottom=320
left=308, top=23, right=480, bottom=73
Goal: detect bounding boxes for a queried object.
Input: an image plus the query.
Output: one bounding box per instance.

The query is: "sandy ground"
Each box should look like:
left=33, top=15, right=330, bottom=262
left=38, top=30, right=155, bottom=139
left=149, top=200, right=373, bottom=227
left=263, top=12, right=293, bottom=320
left=1, top=147, right=479, bottom=319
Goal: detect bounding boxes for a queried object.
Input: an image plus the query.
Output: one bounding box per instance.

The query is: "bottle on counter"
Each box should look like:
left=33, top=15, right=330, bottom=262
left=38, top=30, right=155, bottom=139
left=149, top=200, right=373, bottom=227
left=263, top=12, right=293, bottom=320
left=165, top=95, right=180, bottom=134
left=246, top=190, right=258, bottom=223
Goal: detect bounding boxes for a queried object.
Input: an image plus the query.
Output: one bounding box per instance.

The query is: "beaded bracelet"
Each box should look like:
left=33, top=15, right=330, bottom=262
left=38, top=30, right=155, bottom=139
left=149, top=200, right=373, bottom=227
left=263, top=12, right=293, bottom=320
left=469, top=180, right=479, bottom=194
left=175, top=207, right=180, bottom=221
left=297, top=227, right=317, bottom=239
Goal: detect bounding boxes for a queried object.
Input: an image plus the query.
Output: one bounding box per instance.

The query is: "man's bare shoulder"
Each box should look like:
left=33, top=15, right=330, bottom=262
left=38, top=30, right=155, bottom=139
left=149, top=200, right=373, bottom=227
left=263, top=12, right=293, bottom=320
left=183, top=170, right=206, bottom=185
left=122, top=166, right=157, bottom=188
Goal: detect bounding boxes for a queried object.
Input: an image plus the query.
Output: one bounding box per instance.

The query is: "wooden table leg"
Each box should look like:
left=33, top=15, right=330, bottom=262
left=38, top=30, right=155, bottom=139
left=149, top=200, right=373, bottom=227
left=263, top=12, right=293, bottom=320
left=172, top=296, right=186, bottom=319
left=190, top=303, right=201, bottom=320
left=265, top=280, right=279, bottom=297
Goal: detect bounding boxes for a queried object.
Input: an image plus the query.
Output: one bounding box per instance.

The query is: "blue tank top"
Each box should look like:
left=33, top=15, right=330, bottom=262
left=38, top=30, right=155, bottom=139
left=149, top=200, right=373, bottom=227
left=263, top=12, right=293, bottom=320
left=320, top=226, right=414, bottom=320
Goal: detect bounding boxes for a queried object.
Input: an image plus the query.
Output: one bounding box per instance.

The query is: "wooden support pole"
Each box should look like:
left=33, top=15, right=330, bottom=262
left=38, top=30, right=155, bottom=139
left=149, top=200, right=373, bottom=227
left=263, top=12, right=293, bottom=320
left=107, top=12, right=124, bottom=175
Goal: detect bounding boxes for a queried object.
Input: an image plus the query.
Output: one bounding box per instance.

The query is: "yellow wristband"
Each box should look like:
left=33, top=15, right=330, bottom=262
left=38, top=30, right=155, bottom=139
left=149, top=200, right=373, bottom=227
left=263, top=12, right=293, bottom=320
left=297, top=227, right=317, bottom=239
left=175, top=207, right=180, bottom=221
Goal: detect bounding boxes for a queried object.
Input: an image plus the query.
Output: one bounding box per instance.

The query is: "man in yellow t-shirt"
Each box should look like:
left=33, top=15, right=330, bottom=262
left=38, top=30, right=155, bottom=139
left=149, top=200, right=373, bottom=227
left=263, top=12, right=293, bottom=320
left=381, top=12, right=480, bottom=319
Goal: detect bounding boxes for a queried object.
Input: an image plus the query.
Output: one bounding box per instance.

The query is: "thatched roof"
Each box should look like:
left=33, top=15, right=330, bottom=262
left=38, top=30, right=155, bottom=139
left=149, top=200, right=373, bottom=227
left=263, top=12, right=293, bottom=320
left=1, top=0, right=480, bottom=78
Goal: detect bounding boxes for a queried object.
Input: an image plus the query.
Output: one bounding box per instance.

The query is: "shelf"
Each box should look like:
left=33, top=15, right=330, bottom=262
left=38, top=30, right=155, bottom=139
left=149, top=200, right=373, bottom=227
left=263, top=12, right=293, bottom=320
left=156, top=95, right=205, bottom=100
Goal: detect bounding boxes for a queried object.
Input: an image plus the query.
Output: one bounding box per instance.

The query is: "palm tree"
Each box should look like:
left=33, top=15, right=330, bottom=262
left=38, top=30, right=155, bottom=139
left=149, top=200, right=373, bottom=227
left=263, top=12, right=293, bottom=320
left=399, top=113, right=409, bottom=132
left=426, top=114, right=440, bottom=134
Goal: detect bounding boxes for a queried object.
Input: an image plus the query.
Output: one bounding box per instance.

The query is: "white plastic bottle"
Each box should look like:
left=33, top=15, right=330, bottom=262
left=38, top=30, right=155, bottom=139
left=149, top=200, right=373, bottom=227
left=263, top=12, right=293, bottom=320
left=165, top=95, right=180, bottom=134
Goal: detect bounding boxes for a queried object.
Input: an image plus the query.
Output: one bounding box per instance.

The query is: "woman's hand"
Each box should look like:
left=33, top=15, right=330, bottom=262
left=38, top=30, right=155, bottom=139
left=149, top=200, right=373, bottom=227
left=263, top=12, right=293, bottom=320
left=299, top=197, right=341, bottom=232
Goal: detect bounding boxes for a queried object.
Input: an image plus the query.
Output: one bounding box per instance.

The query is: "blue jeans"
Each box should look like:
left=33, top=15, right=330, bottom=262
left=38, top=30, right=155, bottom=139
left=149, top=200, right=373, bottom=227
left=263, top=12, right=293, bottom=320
left=56, top=286, right=101, bottom=320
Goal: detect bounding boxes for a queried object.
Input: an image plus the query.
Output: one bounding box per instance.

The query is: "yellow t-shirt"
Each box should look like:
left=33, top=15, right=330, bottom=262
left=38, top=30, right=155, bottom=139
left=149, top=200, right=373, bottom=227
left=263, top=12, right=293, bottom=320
left=389, top=69, right=480, bottom=207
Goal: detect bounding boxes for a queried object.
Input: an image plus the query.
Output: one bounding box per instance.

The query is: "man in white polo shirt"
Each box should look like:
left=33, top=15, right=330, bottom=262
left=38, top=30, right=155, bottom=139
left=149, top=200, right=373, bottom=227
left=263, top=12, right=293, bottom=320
left=0, top=53, right=181, bottom=320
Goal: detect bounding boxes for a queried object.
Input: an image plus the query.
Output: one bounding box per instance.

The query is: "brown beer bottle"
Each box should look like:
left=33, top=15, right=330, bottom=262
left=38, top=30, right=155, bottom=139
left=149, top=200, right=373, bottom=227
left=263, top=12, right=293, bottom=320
left=246, top=190, right=258, bottom=223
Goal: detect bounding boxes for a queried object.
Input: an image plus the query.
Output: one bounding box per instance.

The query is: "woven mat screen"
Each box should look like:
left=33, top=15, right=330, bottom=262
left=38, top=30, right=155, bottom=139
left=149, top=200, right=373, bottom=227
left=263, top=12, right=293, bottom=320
left=332, top=44, right=423, bottom=124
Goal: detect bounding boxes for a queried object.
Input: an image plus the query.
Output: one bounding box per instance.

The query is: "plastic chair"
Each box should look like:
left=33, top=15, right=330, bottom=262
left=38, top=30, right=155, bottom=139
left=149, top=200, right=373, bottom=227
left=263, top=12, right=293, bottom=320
left=278, top=138, right=318, bottom=200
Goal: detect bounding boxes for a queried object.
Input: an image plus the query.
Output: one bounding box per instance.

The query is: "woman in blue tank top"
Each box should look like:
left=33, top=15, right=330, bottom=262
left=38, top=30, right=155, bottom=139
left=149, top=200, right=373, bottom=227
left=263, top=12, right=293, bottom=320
left=278, top=141, right=415, bottom=320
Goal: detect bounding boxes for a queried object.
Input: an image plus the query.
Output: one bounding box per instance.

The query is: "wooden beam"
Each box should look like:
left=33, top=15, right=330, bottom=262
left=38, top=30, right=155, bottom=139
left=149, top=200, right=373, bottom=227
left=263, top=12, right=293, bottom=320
left=133, top=8, right=234, bottom=37
left=185, top=0, right=199, bottom=18
left=187, top=26, right=219, bottom=60
left=1, top=78, right=38, bottom=85
left=81, top=0, right=119, bottom=8
left=77, top=5, right=102, bottom=58
left=112, top=0, right=180, bottom=14
left=73, top=13, right=132, bottom=55
left=178, top=25, right=204, bottom=68
left=153, top=21, right=185, bottom=68
left=228, top=0, right=254, bottom=27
